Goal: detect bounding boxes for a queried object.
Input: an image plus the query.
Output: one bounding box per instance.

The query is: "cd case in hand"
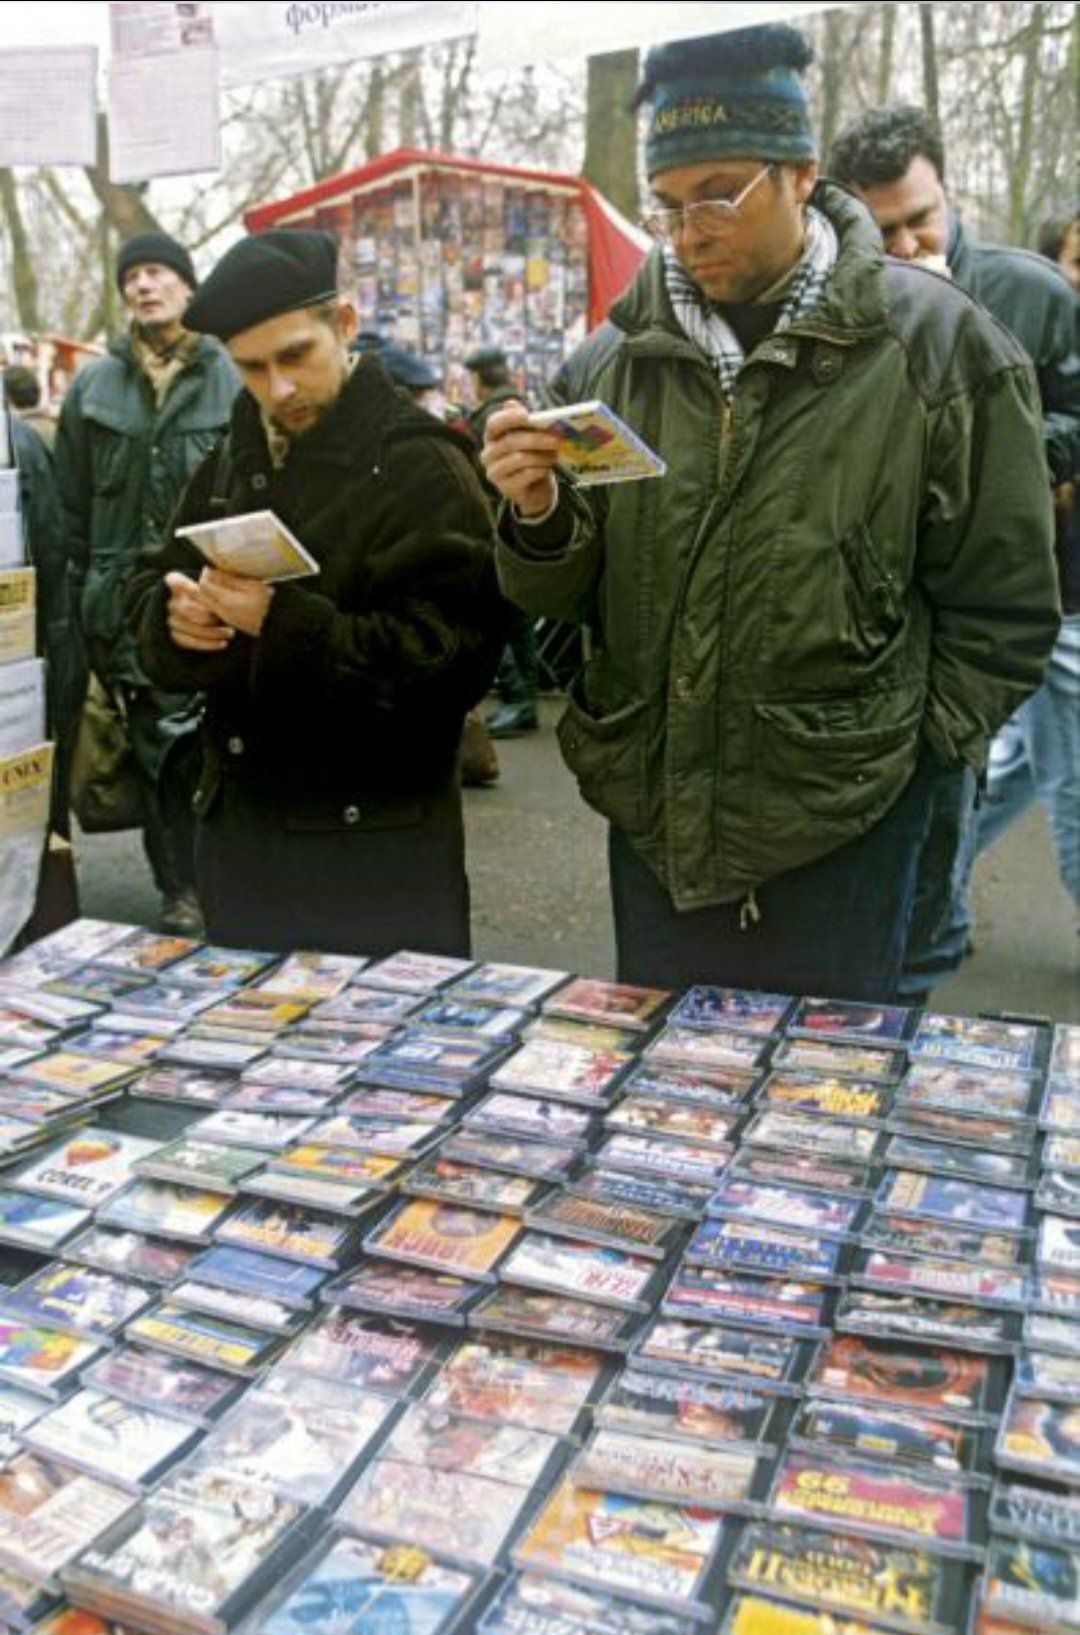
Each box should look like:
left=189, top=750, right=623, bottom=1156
left=528, top=402, right=666, bottom=487
left=176, top=510, right=319, bottom=582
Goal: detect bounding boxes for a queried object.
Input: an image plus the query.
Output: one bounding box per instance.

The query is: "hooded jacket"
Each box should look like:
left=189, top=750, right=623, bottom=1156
left=497, top=182, right=1060, bottom=910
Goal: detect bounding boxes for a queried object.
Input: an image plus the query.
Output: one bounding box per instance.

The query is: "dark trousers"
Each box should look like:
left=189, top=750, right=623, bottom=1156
left=495, top=607, right=539, bottom=705
left=125, top=690, right=200, bottom=899
left=195, top=776, right=471, bottom=958
left=609, top=747, right=941, bottom=1001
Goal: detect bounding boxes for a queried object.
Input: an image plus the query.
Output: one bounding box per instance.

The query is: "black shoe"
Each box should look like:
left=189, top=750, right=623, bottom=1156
left=161, top=889, right=205, bottom=938
left=485, top=704, right=539, bottom=738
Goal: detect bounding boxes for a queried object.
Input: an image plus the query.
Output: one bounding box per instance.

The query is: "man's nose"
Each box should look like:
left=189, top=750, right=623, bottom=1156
left=885, top=224, right=921, bottom=260
left=267, top=368, right=294, bottom=402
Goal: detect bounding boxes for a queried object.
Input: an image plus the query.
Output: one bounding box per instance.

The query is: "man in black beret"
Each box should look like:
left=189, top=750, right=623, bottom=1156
left=128, top=229, right=507, bottom=956
left=55, top=229, right=237, bottom=936
left=482, top=22, right=1059, bottom=998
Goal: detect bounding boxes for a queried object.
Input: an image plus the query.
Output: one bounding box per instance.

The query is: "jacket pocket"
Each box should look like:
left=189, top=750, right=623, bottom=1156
left=755, top=696, right=923, bottom=819
left=557, top=671, right=646, bottom=833
left=838, top=521, right=904, bottom=655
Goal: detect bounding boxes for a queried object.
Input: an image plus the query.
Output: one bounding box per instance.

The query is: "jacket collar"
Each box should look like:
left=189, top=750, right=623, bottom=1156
left=611, top=179, right=889, bottom=351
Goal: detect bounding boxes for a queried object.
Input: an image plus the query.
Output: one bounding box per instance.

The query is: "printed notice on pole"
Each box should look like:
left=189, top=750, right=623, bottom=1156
left=108, top=3, right=221, bottom=184
left=0, top=48, right=97, bottom=167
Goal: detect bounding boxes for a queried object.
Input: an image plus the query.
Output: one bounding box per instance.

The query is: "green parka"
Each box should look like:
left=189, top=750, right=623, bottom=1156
left=497, top=182, right=1060, bottom=911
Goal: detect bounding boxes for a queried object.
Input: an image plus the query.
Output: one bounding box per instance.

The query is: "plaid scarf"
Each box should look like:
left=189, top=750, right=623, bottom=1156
left=663, top=206, right=838, bottom=399
left=130, top=324, right=200, bottom=409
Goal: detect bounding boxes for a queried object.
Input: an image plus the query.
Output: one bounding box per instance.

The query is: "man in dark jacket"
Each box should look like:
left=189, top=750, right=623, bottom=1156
left=128, top=229, right=506, bottom=957
left=55, top=231, right=238, bottom=935
left=830, top=105, right=1079, bottom=988
left=482, top=25, right=1059, bottom=998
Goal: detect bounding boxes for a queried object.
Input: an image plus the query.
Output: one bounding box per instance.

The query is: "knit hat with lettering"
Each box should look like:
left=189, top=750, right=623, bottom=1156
left=638, top=23, right=816, bottom=179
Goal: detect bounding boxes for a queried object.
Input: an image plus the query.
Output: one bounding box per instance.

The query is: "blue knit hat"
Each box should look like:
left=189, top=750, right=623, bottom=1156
left=638, top=23, right=816, bottom=178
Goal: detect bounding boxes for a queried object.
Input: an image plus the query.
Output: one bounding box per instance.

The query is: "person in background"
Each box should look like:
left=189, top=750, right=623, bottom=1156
left=482, top=24, right=1058, bottom=997
left=1039, top=210, right=1080, bottom=294
left=54, top=231, right=238, bottom=936
left=4, top=365, right=57, bottom=450
left=128, top=229, right=507, bottom=955
left=830, top=106, right=1079, bottom=981
left=466, top=345, right=540, bottom=739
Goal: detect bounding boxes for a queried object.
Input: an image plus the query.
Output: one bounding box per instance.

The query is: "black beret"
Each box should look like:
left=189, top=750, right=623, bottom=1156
left=184, top=229, right=339, bottom=340
left=116, top=231, right=197, bottom=292
left=464, top=345, right=508, bottom=371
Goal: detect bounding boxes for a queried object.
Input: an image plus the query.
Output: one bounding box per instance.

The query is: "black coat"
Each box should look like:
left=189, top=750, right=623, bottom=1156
left=129, top=355, right=508, bottom=819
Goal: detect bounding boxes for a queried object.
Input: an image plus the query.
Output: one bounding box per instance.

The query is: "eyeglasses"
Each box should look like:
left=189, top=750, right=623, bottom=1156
left=641, top=164, right=776, bottom=245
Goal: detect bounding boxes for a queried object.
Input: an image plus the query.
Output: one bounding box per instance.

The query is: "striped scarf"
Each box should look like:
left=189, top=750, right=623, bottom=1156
left=663, top=206, right=838, bottom=399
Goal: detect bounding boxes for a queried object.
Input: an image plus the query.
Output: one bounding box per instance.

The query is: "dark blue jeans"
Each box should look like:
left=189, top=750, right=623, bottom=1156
left=609, top=747, right=941, bottom=1001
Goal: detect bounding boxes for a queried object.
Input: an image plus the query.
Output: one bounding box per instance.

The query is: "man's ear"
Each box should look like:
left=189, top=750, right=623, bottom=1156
left=336, top=299, right=359, bottom=347
left=793, top=161, right=819, bottom=205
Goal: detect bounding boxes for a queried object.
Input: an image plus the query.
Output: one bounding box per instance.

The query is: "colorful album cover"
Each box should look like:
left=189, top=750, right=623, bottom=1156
left=790, top=1397, right=977, bottom=1480
left=499, top=1231, right=660, bottom=1310
left=573, top=1426, right=760, bottom=1510
left=725, top=1149, right=872, bottom=1195
left=668, top=986, right=792, bottom=1036
left=126, top=1301, right=284, bottom=1375
left=618, top=1060, right=758, bottom=1110
left=1045, top=1135, right=1080, bottom=1173
left=271, top=1143, right=403, bottom=1187
left=65, top=1469, right=304, bottom=1625
left=900, top=1063, right=1033, bottom=1120
left=807, top=1333, right=996, bottom=1421
left=874, top=1170, right=1029, bottom=1233
left=337, top=1086, right=456, bottom=1124
left=854, top=1250, right=1028, bottom=1308
left=604, top=1094, right=737, bottom=1149
left=14, top=1130, right=161, bottom=1209
left=470, top=1282, right=642, bottom=1351
left=525, top=1013, right=642, bottom=1053
left=983, top=1534, right=1080, bottom=1629
left=788, top=997, right=913, bottom=1045
left=133, top=1136, right=265, bottom=1193
left=997, top=1392, right=1080, bottom=1484
left=1, top=1262, right=152, bottom=1339
left=304, top=1114, right=438, bottom=1158
left=441, top=1129, right=579, bottom=1180
left=385, top=1400, right=561, bottom=1487
left=686, top=1219, right=844, bottom=1281
left=707, top=1177, right=863, bottom=1238
left=84, top=1344, right=243, bottom=1423
left=0, top=1320, right=101, bottom=1398
left=215, top=1196, right=357, bottom=1266
left=989, top=1480, right=1080, bottom=1548
left=1054, top=1024, right=1080, bottom=1082
left=326, top=1261, right=481, bottom=1325
left=268, top=1029, right=386, bottom=1066
left=98, top=1179, right=234, bottom=1242
left=837, top=1288, right=1016, bottom=1352
left=157, top=1033, right=268, bottom=1070
left=664, top=1265, right=829, bottom=1334
left=165, top=945, right=278, bottom=987
left=594, top=1133, right=730, bottom=1186
left=596, top=1367, right=777, bottom=1450
left=1020, top=1271, right=1080, bottom=1320
left=310, top=985, right=422, bottom=1027
left=1037, top=1170, right=1080, bottom=1218
left=62, top=1224, right=195, bottom=1284
left=728, top=1522, right=954, bottom=1635
left=1026, top=1312, right=1080, bottom=1354
left=513, top=1475, right=727, bottom=1611
left=404, top=1156, right=546, bottom=1215
left=758, top=1072, right=890, bottom=1124
left=644, top=1024, right=765, bottom=1072
left=541, top=978, right=671, bottom=1032
left=21, top=1386, right=201, bottom=1491
left=63, top=1024, right=170, bottom=1062
left=254, top=950, right=365, bottom=1002
left=361, top=950, right=474, bottom=993
left=287, top=1309, right=443, bottom=1396
left=466, top=1090, right=595, bottom=1146
left=568, top=1166, right=714, bottom=1219
left=444, top=960, right=568, bottom=1009
left=239, top=1168, right=383, bottom=1217
left=770, top=1452, right=972, bottom=1552
left=423, top=1338, right=602, bottom=1435
left=365, top=1198, right=520, bottom=1280
left=771, top=1036, right=907, bottom=1083
left=0, top=1450, right=137, bottom=1583
left=253, top=1531, right=478, bottom=1635
left=489, top=1039, right=632, bottom=1104
left=412, top=997, right=530, bottom=1042
left=524, top=1188, right=680, bottom=1257
left=337, top=1455, right=528, bottom=1567
left=860, top=1213, right=1025, bottom=1268
left=192, top=1109, right=315, bottom=1150
left=1042, top=1217, right=1080, bottom=1279
left=189, top=1244, right=326, bottom=1306
left=911, top=1013, right=1043, bottom=1074
left=479, top=1573, right=699, bottom=1635
left=360, top=1029, right=504, bottom=1087
left=169, top=1278, right=307, bottom=1336
left=1015, top=1347, right=1080, bottom=1402
left=187, top=1368, right=393, bottom=1505
left=742, top=1109, right=880, bottom=1163
left=130, top=1063, right=235, bottom=1105
left=886, top=1104, right=1035, bottom=1154
left=882, top=1134, right=1032, bottom=1188
left=634, top=1314, right=804, bottom=1390
left=0, top=1186, right=89, bottom=1251
left=0, top=1377, right=45, bottom=1460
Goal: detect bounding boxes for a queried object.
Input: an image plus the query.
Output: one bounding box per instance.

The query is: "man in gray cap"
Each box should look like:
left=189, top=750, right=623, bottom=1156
left=482, top=22, right=1059, bottom=997
left=55, top=230, right=237, bottom=935
left=128, top=229, right=506, bottom=956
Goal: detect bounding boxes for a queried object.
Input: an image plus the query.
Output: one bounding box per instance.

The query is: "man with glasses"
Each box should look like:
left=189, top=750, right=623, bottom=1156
left=481, top=24, right=1058, bottom=997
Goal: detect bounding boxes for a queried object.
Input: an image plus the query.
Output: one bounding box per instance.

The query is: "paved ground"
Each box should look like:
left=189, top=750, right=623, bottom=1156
left=74, top=694, right=1077, bottom=1021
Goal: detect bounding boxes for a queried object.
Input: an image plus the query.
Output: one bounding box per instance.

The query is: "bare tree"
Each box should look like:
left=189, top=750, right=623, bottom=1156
left=0, top=169, right=41, bottom=331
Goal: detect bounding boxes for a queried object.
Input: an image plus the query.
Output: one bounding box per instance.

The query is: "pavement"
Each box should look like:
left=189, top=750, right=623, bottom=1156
left=73, top=695, right=1077, bottom=1021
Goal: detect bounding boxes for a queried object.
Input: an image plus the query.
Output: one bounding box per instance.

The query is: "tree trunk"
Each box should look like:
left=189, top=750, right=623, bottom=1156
left=84, top=113, right=164, bottom=240
left=876, top=5, right=896, bottom=105
left=366, top=62, right=385, bottom=159
left=920, top=4, right=940, bottom=130
left=582, top=49, right=639, bottom=221
left=818, top=9, right=847, bottom=162
left=0, top=170, right=41, bottom=332
left=1008, top=6, right=1045, bottom=243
